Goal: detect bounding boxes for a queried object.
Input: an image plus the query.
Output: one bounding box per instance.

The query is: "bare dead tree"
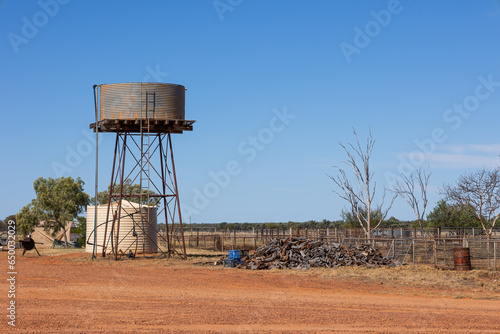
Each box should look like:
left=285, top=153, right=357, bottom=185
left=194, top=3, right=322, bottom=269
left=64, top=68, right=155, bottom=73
left=442, top=167, right=500, bottom=238
left=392, top=168, right=431, bottom=236
left=329, top=129, right=396, bottom=240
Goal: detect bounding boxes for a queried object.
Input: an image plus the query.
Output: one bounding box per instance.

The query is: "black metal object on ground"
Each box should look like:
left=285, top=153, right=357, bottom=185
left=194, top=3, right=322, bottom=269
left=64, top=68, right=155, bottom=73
left=20, top=237, right=40, bottom=256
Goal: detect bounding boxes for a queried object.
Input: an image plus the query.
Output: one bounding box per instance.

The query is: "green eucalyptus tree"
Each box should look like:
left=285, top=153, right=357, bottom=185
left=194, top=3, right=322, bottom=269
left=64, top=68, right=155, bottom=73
left=17, top=177, right=90, bottom=247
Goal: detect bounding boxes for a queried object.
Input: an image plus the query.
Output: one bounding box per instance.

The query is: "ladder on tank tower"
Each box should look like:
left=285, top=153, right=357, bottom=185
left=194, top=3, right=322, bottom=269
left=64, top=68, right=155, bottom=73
left=138, top=92, right=155, bottom=254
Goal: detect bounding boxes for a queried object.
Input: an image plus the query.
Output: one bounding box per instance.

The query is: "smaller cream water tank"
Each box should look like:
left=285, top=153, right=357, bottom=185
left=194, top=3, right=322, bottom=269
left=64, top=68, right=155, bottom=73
left=86, top=200, right=158, bottom=254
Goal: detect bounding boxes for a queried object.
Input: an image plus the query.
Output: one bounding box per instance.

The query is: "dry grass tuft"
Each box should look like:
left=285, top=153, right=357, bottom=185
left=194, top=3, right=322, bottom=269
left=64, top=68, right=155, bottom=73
left=283, top=264, right=500, bottom=298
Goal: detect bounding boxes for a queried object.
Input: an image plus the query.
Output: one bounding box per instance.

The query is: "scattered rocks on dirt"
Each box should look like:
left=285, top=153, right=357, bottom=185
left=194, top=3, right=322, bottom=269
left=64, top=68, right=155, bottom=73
left=237, top=237, right=403, bottom=270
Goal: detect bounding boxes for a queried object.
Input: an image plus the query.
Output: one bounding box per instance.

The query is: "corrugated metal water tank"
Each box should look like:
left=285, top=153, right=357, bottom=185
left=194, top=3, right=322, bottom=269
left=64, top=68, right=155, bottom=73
left=99, top=82, right=185, bottom=120
left=86, top=200, right=158, bottom=254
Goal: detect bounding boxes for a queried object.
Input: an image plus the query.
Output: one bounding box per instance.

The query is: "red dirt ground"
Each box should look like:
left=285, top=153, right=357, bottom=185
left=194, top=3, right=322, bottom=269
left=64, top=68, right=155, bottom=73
left=1, top=251, right=500, bottom=333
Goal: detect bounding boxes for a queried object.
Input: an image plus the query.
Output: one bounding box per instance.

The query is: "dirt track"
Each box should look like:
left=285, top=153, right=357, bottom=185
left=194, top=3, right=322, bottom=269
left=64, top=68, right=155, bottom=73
left=2, top=251, right=500, bottom=333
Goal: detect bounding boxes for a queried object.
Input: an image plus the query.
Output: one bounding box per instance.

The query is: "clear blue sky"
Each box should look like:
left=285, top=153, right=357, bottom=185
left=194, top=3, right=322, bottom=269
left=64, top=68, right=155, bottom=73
left=1, top=1, right=500, bottom=224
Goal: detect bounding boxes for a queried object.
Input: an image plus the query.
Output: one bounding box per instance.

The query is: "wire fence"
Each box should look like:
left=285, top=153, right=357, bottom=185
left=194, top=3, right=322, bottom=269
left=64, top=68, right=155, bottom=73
left=169, top=227, right=500, bottom=271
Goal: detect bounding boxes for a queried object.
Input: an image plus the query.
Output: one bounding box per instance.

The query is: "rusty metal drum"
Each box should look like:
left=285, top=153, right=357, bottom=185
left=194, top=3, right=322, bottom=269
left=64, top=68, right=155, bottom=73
left=453, top=247, right=471, bottom=271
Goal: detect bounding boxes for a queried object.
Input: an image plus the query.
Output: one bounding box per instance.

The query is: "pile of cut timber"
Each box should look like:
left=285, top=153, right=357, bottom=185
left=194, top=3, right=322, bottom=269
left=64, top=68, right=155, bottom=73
left=238, top=237, right=401, bottom=270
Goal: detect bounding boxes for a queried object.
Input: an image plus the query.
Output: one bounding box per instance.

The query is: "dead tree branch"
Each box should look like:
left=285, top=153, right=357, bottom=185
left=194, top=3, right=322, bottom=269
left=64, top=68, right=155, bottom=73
left=392, top=167, right=431, bottom=236
left=442, top=167, right=500, bottom=238
left=329, top=129, right=396, bottom=239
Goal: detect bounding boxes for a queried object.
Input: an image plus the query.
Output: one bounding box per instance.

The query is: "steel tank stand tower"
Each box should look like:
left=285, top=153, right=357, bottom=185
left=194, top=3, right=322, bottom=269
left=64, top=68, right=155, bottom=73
left=90, top=83, right=194, bottom=260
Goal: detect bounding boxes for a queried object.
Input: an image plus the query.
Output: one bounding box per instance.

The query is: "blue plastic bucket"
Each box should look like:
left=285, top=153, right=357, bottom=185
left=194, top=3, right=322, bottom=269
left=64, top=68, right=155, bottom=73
left=228, top=250, right=241, bottom=260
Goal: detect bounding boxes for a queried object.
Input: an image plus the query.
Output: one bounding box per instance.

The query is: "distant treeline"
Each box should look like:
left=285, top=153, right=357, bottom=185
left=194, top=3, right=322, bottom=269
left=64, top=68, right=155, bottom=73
left=158, top=217, right=415, bottom=232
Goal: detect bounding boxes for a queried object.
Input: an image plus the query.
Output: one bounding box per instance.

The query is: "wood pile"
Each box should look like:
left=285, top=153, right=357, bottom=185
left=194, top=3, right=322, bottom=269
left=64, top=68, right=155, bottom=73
left=238, top=237, right=401, bottom=270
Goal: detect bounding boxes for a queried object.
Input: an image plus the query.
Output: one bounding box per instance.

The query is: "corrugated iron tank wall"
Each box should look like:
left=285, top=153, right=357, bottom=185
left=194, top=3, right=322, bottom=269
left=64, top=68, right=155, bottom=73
left=99, top=82, right=185, bottom=120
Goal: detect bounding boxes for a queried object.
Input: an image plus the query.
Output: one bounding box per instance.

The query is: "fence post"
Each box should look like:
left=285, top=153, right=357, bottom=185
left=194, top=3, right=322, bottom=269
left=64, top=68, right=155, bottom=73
left=494, top=241, right=497, bottom=272
left=253, top=228, right=256, bottom=249
left=488, top=239, right=491, bottom=269
left=433, top=240, right=437, bottom=267
left=412, top=239, right=415, bottom=265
